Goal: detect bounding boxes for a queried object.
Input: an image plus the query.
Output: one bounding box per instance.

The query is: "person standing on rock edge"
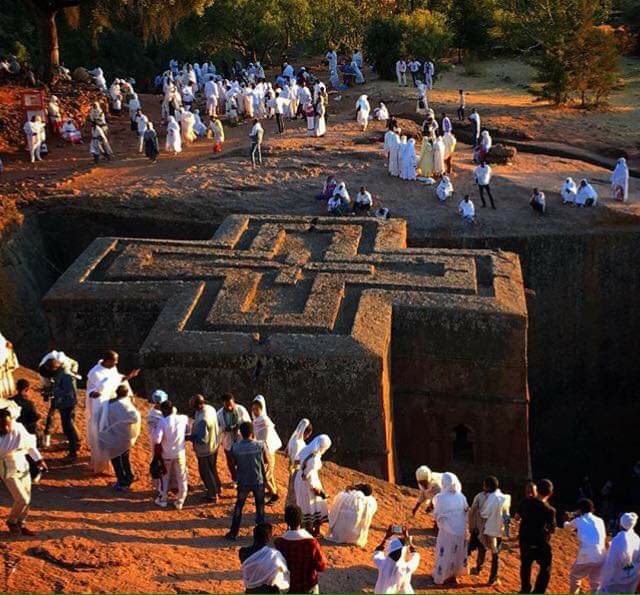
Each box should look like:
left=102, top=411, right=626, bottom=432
left=518, top=478, right=557, bottom=594
left=188, top=394, right=221, bottom=503
left=0, top=408, right=47, bottom=536
left=225, top=421, right=269, bottom=540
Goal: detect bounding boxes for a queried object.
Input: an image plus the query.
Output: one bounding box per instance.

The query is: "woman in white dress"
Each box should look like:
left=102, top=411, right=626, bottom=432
left=432, top=135, right=446, bottom=177
left=286, top=418, right=312, bottom=506
left=432, top=472, right=469, bottom=585
left=400, top=138, right=417, bottom=181
left=192, top=109, right=207, bottom=138
left=314, top=100, right=327, bottom=137
left=165, top=116, right=182, bottom=154
left=294, top=434, right=331, bottom=536
left=180, top=109, right=196, bottom=144
left=251, top=395, right=282, bottom=503
left=388, top=131, right=401, bottom=177
left=436, top=175, right=454, bottom=202
left=356, top=95, right=370, bottom=131
left=562, top=177, right=578, bottom=204
left=611, top=157, right=629, bottom=203
left=599, top=512, right=640, bottom=593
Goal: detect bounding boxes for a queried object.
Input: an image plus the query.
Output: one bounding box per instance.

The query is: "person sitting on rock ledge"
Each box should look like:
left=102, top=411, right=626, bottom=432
left=530, top=188, right=546, bottom=216
left=240, top=522, right=290, bottom=594
left=576, top=178, right=598, bottom=207
left=327, top=483, right=378, bottom=547
left=458, top=194, right=476, bottom=223
left=561, top=177, right=578, bottom=205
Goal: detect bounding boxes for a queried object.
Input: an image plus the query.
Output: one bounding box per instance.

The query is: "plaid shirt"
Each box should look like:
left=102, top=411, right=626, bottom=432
left=274, top=535, right=327, bottom=593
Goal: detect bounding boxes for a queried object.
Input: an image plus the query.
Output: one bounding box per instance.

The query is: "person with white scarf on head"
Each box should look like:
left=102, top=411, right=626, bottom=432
left=192, top=109, right=207, bottom=138
left=611, top=157, right=629, bottom=202
left=432, top=135, right=446, bottom=177
left=251, top=395, right=282, bottom=504
left=295, top=434, right=331, bottom=535
left=241, top=523, right=290, bottom=594
left=48, top=95, right=62, bottom=133
left=479, top=129, right=492, bottom=161
left=436, top=175, right=454, bottom=202
left=376, top=102, right=390, bottom=121
left=562, top=177, right=578, bottom=204
left=165, top=115, right=182, bottom=154
left=128, top=93, right=140, bottom=130
left=576, top=178, right=598, bottom=207
left=400, top=137, right=417, bottom=181
left=23, top=116, right=44, bottom=163
left=432, top=472, right=469, bottom=585
left=356, top=95, right=370, bottom=131
left=373, top=527, right=420, bottom=594
left=328, top=483, right=378, bottom=548
left=0, top=332, right=18, bottom=400
left=286, top=418, right=312, bottom=506
left=351, top=59, right=365, bottom=84
left=180, top=109, right=196, bottom=144
left=0, top=409, right=46, bottom=536
left=136, top=111, right=149, bottom=153
left=598, top=512, right=640, bottom=593
left=412, top=465, right=443, bottom=515
left=325, top=49, right=338, bottom=76
left=387, top=130, right=402, bottom=177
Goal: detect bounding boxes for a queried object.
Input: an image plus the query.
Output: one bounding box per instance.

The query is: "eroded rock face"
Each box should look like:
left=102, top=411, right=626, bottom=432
left=487, top=143, right=517, bottom=165
left=43, top=215, right=530, bottom=486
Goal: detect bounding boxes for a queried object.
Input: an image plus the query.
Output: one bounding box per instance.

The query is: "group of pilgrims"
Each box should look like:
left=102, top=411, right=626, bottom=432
left=1, top=332, right=640, bottom=594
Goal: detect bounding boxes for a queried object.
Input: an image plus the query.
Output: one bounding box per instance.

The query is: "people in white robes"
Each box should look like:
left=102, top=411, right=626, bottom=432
left=459, top=194, right=476, bottom=222
left=251, top=395, right=282, bottom=503
left=562, top=177, right=578, bottom=204
left=611, top=157, right=629, bottom=202
left=0, top=411, right=46, bottom=535
left=598, top=512, right=640, bottom=593
left=192, top=109, right=207, bottom=138
left=563, top=499, right=606, bottom=594
left=165, top=115, right=182, bottom=154
left=294, top=434, right=331, bottom=535
left=351, top=60, right=365, bottom=84
left=396, top=60, right=407, bottom=86
left=242, top=529, right=290, bottom=593
left=373, top=531, right=420, bottom=594
left=315, top=101, right=326, bottom=137
left=387, top=131, right=401, bottom=177
left=23, top=116, right=44, bottom=163
left=61, top=119, right=82, bottom=143
left=179, top=109, right=196, bottom=144
left=356, top=95, right=370, bottom=131
left=286, top=418, right=312, bottom=506
left=400, top=138, right=417, bottom=181
left=432, top=472, right=469, bottom=585
left=576, top=179, right=598, bottom=207
left=0, top=333, right=17, bottom=400
left=136, top=111, right=149, bottom=153
left=86, top=353, right=139, bottom=474
left=412, top=465, right=443, bottom=515
left=432, top=135, right=446, bottom=176
left=375, top=103, right=390, bottom=121
left=328, top=484, right=378, bottom=547
left=152, top=400, right=189, bottom=509
left=436, top=175, right=454, bottom=202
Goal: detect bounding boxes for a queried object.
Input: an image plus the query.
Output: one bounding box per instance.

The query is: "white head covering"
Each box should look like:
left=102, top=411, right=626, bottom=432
left=564, top=177, right=577, bottom=191
left=253, top=394, right=267, bottom=416
left=298, top=434, right=331, bottom=472
left=287, top=418, right=311, bottom=461
left=441, top=472, right=462, bottom=493
left=416, top=465, right=432, bottom=483
left=620, top=512, right=638, bottom=531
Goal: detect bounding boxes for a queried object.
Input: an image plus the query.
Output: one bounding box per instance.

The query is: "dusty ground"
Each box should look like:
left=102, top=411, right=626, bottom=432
left=1, top=57, right=639, bottom=241
left=0, top=367, right=581, bottom=594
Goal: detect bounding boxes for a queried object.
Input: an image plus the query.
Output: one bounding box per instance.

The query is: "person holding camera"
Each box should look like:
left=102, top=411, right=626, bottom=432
left=373, top=525, right=420, bottom=594
left=563, top=498, right=607, bottom=593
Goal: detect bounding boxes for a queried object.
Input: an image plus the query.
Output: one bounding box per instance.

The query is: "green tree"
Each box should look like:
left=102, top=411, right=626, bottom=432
left=449, top=0, right=499, bottom=60
left=18, top=0, right=213, bottom=81
left=503, top=0, right=619, bottom=104
left=309, top=0, right=370, bottom=52
left=364, top=9, right=452, bottom=79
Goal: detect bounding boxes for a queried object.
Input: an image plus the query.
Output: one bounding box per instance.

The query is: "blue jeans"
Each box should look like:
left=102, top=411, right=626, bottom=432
left=229, top=483, right=265, bottom=536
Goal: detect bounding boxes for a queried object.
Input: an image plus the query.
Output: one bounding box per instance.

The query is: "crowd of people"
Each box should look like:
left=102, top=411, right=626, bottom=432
left=1, top=331, right=640, bottom=593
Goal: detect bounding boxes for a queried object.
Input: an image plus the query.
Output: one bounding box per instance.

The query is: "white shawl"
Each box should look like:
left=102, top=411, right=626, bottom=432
left=242, top=546, right=290, bottom=591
